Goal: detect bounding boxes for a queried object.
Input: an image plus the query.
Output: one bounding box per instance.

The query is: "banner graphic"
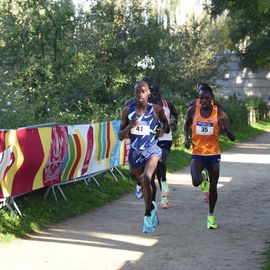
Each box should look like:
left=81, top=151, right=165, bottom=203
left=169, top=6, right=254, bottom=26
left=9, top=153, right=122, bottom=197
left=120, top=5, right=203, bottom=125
left=0, top=121, right=128, bottom=199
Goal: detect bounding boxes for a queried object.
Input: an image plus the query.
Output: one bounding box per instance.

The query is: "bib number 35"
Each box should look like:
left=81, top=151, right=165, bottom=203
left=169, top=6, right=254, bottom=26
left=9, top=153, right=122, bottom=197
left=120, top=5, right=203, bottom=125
left=196, top=121, right=214, bottom=135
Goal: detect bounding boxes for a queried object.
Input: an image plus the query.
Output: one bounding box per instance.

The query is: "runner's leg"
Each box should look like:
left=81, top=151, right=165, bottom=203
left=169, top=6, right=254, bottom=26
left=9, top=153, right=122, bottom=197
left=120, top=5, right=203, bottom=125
left=207, top=163, right=220, bottom=214
left=190, top=158, right=205, bottom=187
left=142, top=155, right=160, bottom=215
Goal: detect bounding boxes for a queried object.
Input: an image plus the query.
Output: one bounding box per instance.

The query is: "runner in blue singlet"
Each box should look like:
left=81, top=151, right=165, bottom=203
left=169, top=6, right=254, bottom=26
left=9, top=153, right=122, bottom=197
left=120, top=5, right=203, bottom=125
left=118, top=80, right=170, bottom=233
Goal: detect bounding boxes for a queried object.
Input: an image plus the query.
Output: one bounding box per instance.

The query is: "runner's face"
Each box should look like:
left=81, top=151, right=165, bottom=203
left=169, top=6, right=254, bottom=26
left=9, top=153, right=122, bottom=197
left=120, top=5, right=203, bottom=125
left=150, top=90, right=161, bottom=104
left=199, top=90, right=212, bottom=110
left=135, top=84, right=149, bottom=104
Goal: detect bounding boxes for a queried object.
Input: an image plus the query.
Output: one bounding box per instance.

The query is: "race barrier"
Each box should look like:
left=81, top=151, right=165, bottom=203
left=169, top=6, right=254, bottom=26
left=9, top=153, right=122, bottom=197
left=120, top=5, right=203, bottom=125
left=0, top=120, right=129, bottom=214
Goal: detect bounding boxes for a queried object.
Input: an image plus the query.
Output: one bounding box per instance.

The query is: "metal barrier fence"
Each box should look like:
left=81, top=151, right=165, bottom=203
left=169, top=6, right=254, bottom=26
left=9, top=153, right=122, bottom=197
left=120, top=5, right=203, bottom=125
left=0, top=121, right=129, bottom=215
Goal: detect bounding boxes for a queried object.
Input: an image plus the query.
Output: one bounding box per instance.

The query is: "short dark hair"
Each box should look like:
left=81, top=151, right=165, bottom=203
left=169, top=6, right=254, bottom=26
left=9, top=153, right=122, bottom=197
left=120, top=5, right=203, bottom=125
left=150, top=82, right=160, bottom=94
left=134, top=80, right=149, bottom=90
left=198, top=83, right=214, bottom=98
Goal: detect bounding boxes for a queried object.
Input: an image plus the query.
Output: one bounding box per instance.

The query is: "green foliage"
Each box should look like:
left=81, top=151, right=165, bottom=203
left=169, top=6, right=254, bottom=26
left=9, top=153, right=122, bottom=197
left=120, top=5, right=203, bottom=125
left=0, top=0, right=222, bottom=129
left=167, top=146, right=191, bottom=172
left=218, top=95, right=248, bottom=130
left=216, top=95, right=268, bottom=131
left=264, top=248, right=270, bottom=270
left=0, top=1, right=268, bottom=138
left=245, top=96, right=269, bottom=121
left=208, top=0, right=270, bottom=69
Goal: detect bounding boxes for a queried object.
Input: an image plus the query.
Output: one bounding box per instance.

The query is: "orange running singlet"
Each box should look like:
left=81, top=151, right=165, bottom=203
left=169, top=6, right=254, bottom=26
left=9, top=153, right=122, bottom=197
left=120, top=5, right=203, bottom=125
left=191, top=104, right=220, bottom=155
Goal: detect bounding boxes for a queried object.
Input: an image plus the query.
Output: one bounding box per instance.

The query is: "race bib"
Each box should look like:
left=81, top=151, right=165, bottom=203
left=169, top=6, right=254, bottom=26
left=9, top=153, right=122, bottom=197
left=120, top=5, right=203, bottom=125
left=196, top=121, right=214, bottom=135
left=131, top=121, right=150, bottom=136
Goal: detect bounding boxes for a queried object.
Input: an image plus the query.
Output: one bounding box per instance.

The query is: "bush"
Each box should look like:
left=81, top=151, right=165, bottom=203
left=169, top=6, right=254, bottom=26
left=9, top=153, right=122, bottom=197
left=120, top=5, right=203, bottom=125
left=218, top=95, right=248, bottom=130
left=245, top=96, right=268, bottom=122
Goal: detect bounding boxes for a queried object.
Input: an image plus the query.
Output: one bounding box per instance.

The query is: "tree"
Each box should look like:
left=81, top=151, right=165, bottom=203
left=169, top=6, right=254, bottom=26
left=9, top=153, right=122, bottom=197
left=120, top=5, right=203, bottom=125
left=0, top=0, right=223, bottom=128
left=208, top=0, right=270, bottom=70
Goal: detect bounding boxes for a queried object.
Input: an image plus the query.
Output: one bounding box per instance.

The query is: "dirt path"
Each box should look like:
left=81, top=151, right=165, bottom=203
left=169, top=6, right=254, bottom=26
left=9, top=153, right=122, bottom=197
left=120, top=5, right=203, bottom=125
left=1, top=132, right=270, bottom=270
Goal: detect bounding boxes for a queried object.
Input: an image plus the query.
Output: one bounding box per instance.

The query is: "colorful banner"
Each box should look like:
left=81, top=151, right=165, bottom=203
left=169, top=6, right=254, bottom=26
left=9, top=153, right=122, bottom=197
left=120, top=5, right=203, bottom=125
left=0, top=120, right=128, bottom=199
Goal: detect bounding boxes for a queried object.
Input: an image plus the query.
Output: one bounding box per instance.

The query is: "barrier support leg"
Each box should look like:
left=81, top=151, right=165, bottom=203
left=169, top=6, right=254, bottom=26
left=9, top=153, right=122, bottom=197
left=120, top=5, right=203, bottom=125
left=44, top=185, right=67, bottom=202
left=114, top=167, right=126, bottom=180
left=9, top=197, right=22, bottom=217
left=0, top=198, right=14, bottom=213
left=0, top=198, right=22, bottom=216
left=109, top=168, right=118, bottom=182
left=51, top=186, right=58, bottom=201
left=44, top=186, right=57, bottom=201
left=56, top=185, right=67, bottom=201
left=88, top=175, right=100, bottom=187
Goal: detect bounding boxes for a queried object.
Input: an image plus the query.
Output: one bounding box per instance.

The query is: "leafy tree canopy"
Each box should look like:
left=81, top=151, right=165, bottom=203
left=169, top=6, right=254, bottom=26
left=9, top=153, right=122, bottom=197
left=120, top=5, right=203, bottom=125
left=208, top=0, right=270, bottom=70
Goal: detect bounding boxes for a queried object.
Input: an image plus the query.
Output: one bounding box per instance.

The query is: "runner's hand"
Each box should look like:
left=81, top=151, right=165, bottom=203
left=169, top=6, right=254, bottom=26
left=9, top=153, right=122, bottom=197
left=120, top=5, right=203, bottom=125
left=129, top=118, right=139, bottom=129
left=184, top=138, right=191, bottom=149
left=156, top=127, right=165, bottom=137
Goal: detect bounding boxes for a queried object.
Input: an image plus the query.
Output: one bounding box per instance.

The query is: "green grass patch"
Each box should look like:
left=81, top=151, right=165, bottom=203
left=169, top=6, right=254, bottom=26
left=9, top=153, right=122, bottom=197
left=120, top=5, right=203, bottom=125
left=167, top=147, right=191, bottom=172
left=264, top=249, right=270, bottom=270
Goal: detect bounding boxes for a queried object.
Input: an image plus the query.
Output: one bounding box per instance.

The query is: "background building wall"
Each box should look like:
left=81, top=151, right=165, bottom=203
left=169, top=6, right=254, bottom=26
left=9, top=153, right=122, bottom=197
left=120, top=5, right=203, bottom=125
left=215, top=52, right=270, bottom=101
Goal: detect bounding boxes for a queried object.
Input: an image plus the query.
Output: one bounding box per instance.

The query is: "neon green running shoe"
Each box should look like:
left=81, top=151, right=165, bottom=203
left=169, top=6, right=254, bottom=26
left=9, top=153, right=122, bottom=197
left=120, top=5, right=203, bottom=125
left=161, top=179, right=170, bottom=196
left=207, top=215, right=218, bottom=229
left=200, top=169, right=209, bottom=193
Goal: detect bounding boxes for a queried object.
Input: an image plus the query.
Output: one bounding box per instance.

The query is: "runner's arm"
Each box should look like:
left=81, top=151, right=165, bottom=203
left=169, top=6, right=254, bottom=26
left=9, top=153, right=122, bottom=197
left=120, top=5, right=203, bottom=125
left=154, top=104, right=170, bottom=136
left=118, top=107, right=138, bottom=140
left=188, top=99, right=196, bottom=108
left=184, top=106, right=195, bottom=149
left=218, top=108, right=236, bottom=141
left=167, top=100, right=179, bottom=132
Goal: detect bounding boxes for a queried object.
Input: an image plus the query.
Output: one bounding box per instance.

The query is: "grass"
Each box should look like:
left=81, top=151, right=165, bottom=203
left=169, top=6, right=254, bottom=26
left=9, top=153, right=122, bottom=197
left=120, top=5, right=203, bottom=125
left=0, top=119, right=269, bottom=244
left=264, top=249, right=270, bottom=270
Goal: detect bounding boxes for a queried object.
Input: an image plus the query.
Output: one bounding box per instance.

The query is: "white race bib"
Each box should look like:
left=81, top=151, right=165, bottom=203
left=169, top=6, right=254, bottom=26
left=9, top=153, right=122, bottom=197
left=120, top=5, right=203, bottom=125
left=131, top=121, right=150, bottom=136
left=196, top=121, right=214, bottom=135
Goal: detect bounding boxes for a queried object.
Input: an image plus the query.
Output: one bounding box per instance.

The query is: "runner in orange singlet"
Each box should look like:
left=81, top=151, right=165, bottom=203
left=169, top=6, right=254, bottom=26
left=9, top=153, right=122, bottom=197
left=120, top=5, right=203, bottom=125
left=184, top=84, right=235, bottom=229
left=188, top=84, right=226, bottom=203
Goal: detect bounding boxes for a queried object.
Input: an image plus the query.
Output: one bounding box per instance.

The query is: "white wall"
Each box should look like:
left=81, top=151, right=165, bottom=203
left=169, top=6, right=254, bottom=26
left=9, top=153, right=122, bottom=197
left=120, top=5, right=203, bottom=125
left=214, top=52, right=270, bottom=101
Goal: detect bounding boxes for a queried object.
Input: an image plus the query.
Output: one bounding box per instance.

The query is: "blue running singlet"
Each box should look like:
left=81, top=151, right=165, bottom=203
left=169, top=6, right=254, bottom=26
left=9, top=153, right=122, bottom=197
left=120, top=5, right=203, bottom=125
left=128, top=103, right=159, bottom=151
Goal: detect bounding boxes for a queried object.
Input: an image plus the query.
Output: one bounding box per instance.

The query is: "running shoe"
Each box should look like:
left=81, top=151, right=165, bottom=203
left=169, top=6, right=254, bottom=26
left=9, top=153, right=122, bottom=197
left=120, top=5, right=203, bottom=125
left=152, top=213, right=160, bottom=227
left=203, top=191, right=209, bottom=203
left=200, top=169, right=209, bottom=193
left=143, top=215, right=154, bottom=233
left=161, top=179, right=170, bottom=196
left=135, top=184, right=143, bottom=199
left=160, top=195, right=169, bottom=209
left=151, top=201, right=160, bottom=226
left=207, top=215, right=218, bottom=229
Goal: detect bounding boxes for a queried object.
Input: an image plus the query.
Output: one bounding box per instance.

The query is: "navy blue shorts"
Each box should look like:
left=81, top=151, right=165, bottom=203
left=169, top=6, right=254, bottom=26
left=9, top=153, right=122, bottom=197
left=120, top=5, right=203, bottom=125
left=157, top=140, right=172, bottom=162
left=129, top=144, right=162, bottom=170
left=191, top=155, right=221, bottom=166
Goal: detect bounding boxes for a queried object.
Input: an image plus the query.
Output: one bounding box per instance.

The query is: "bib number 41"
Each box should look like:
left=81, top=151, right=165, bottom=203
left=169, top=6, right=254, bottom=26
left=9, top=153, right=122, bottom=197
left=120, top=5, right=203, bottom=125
left=131, top=124, right=150, bottom=136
